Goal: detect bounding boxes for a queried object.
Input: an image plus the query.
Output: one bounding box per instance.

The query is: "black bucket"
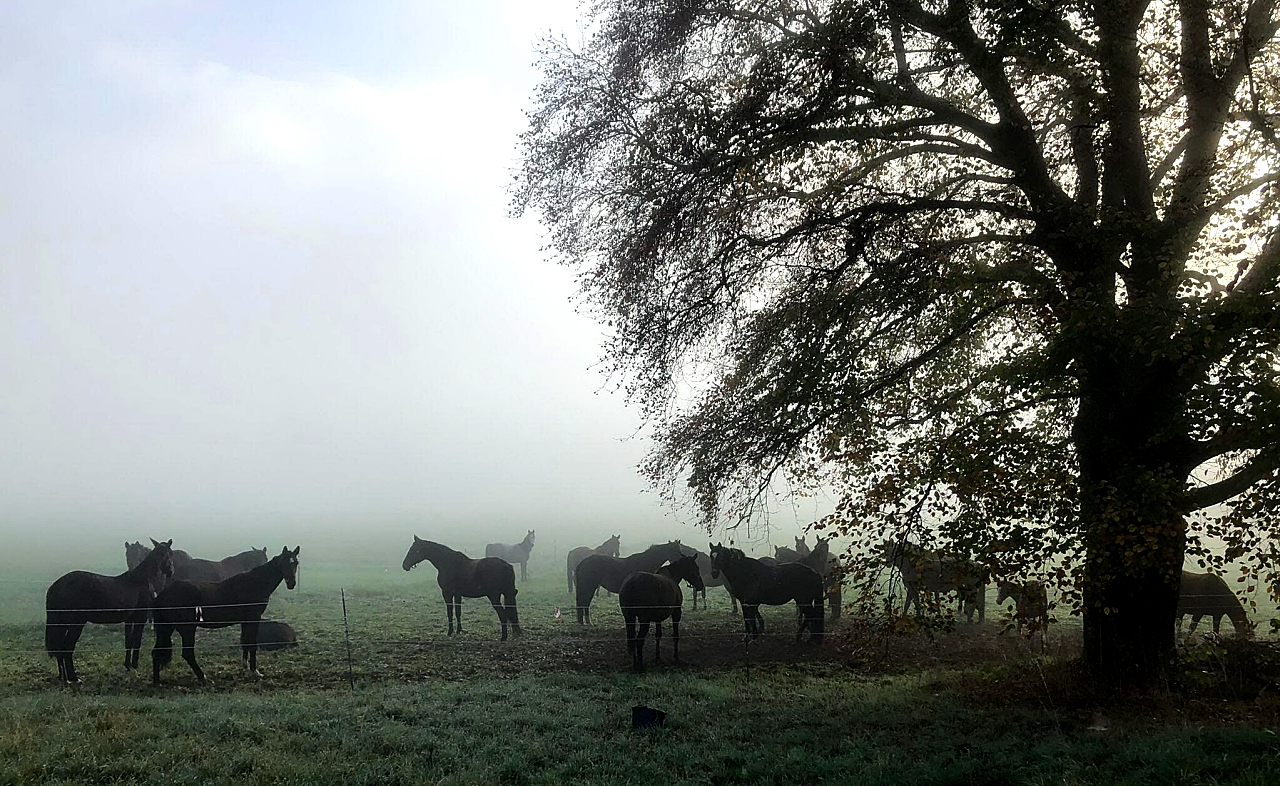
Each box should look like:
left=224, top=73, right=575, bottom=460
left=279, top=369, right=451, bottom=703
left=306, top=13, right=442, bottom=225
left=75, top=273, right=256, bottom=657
left=632, top=705, right=666, bottom=729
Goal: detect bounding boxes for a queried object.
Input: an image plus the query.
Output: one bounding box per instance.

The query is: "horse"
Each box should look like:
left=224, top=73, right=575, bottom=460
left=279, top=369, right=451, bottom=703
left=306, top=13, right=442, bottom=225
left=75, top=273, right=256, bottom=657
left=126, top=542, right=267, bottom=586
left=772, top=536, right=843, bottom=619
left=567, top=535, right=622, bottom=592
left=1178, top=571, right=1252, bottom=637
left=402, top=536, right=522, bottom=640
left=996, top=580, right=1048, bottom=634
left=151, top=546, right=300, bottom=684
left=486, top=530, right=536, bottom=582
left=881, top=539, right=987, bottom=622
left=46, top=539, right=175, bottom=683
left=679, top=544, right=740, bottom=614
left=709, top=543, right=824, bottom=644
left=619, top=554, right=705, bottom=672
left=125, top=540, right=194, bottom=579
left=574, top=540, right=684, bottom=625
left=246, top=620, right=298, bottom=651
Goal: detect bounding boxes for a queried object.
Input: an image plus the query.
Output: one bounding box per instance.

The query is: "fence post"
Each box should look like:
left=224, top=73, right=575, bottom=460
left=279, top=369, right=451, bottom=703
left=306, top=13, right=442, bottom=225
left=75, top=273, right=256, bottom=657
left=341, top=588, right=355, bottom=690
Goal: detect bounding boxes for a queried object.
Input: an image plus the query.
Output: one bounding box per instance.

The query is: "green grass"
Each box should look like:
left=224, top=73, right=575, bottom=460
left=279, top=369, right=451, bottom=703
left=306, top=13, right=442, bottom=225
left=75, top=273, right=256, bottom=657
left=2, top=552, right=1279, bottom=785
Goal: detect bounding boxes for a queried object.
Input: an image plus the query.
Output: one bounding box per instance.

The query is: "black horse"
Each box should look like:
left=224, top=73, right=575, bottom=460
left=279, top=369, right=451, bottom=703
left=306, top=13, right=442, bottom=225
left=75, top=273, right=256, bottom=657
left=403, top=536, right=522, bottom=640
left=567, top=535, right=621, bottom=592
left=151, top=547, right=300, bottom=684
left=709, top=543, right=824, bottom=644
left=574, top=540, right=684, bottom=625
left=126, top=542, right=268, bottom=585
left=46, top=538, right=175, bottom=683
left=679, top=544, right=740, bottom=614
left=485, top=530, right=536, bottom=582
left=771, top=536, right=843, bottom=620
left=619, top=553, right=705, bottom=672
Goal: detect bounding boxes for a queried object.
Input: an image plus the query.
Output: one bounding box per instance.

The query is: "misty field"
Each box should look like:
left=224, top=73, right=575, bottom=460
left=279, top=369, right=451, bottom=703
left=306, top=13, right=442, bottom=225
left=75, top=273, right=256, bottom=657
left=2, top=546, right=1279, bottom=785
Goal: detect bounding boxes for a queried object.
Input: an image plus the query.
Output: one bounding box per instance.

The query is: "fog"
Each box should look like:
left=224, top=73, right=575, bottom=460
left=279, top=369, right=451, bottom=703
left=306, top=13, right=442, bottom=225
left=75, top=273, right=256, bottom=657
left=0, top=1, right=829, bottom=570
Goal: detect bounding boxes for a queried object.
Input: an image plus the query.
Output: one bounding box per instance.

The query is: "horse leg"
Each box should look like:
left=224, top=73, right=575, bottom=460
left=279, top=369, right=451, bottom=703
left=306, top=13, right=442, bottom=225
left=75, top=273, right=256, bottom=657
left=625, top=612, right=638, bottom=661
left=152, top=620, right=174, bottom=685
left=63, top=624, right=84, bottom=684
left=443, top=589, right=455, bottom=636
left=242, top=620, right=261, bottom=676
left=124, top=621, right=141, bottom=670
left=179, top=625, right=207, bottom=684
left=521, top=561, right=527, bottom=582
left=654, top=621, right=663, bottom=663
left=635, top=622, right=650, bottom=673
left=741, top=604, right=757, bottom=642
left=490, top=594, right=508, bottom=641
left=672, top=608, right=681, bottom=663
left=1187, top=614, right=1202, bottom=636
left=455, top=595, right=464, bottom=635
left=506, top=589, right=522, bottom=636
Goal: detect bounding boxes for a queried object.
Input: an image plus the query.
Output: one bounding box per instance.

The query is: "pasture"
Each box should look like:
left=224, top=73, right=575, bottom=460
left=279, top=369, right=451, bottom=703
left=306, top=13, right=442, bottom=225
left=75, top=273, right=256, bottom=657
left=2, top=542, right=1279, bottom=785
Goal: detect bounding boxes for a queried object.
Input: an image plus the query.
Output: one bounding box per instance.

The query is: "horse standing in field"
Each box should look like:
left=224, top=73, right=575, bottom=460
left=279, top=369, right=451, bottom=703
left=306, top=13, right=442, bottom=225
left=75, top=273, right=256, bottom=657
left=151, top=546, right=300, bottom=685
left=574, top=540, right=684, bottom=625
left=486, top=530, right=536, bottom=581
left=773, top=536, right=843, bottom=620
left=46, top=539, right=175, bottom=683
left=1177, top=571, right=1252, bottom=637
left=709, top=543, right=824, bottom=644
left=619, top=554, right=705, bottom=672
left=881, top=539, right=987, bottom=623
left=680, top=544, right=740, bottom=614
left=403, top=536, right=522, bottom=640
left=996, top=580, right=1049, bottom=635
left=567, top=535, right=622, bottom=592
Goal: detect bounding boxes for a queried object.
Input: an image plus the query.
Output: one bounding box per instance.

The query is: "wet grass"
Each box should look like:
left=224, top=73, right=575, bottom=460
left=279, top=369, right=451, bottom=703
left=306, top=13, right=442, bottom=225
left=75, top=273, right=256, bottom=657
left=2, top=553, right=1279, bottom=784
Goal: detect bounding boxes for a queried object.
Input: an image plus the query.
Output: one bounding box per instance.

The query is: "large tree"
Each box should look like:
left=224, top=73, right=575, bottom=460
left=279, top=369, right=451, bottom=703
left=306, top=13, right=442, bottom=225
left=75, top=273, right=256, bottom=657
left=516, top=0, right=1280, bottom=683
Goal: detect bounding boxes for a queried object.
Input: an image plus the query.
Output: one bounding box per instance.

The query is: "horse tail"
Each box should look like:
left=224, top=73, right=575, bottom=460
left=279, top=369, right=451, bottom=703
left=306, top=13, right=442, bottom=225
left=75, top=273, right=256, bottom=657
left=567, top=562, right=575, bottom=593
left=152, top=615, right=175, bottom=669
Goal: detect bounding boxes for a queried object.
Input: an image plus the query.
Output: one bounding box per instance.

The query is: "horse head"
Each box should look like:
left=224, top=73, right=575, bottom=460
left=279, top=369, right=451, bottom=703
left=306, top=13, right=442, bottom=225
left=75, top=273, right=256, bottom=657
left=671, top=553, right=705, bottom=593
left=606, top=534, right=621, bottom=557
left=708, top=542, right=729, bottom=579
left=403, top=535, right=427, bottom=571
left=274, top=546, right=301, bottom=589
left=525, top=530, right=536, bottom=546
left=124, top=540, right=149, bottom=571
left=146, top=538, right=175, bottom=578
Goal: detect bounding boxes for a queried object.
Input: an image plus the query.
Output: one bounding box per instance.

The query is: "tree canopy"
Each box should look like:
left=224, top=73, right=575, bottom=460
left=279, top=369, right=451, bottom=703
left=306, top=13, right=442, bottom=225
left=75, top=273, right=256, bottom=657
left=516, top=0, right=1280, bottom=682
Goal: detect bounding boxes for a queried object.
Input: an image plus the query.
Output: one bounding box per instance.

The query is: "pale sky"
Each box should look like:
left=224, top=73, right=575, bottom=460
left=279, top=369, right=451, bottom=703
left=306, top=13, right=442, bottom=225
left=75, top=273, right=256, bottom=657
left=0, top=1, right=827, bottom=561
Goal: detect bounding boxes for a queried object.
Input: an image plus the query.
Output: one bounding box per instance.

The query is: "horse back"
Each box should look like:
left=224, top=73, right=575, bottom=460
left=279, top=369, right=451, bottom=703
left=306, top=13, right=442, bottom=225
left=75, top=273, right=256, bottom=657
left=619, top=572, right=682, bottom=622
left=155, top=576, right=270, bottom=628
left=173, top=559, right=227, bottom=583
left=46, top=570, right=151, bottom=622
left=738, top=562, right=822, bottom=606
left=446, top=557, right=516, bottom=598
left=1179, top=572, right=1246, bottom=620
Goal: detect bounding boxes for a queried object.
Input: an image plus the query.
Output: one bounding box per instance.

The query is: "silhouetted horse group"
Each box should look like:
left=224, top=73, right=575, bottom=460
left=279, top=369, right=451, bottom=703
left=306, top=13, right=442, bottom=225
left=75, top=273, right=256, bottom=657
left=45, top=540, right=300, bottom=684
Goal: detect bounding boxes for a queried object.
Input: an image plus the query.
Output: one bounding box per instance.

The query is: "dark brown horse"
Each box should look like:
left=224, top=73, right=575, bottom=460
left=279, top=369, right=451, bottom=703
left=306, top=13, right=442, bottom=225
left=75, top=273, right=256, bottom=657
left=151, top=547, right=300, bottom=684
left=46, top=539, right=175, bottom=683
left=709, top=543, right=824, bottom=644
left=619, top=554, right=705, bottom=672
left=402, top=536, right=522, bottom=640
left=679, top=544, right=740, bottom=614
left=574, top=540, right=684, bottom=625
left=567, top=535, right=621, bottom=592
left=126, top=542, right=268, bottom=585
left=881, top=539, right=987, bottom=622
left=772, top=536, right=843, bottom=620
left=486, top=530, right=536, bottom=581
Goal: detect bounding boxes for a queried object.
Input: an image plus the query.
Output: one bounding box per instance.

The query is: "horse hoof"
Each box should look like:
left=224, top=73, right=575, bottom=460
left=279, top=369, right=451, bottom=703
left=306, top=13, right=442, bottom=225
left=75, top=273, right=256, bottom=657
left=253, top=670, right=264, bottom=678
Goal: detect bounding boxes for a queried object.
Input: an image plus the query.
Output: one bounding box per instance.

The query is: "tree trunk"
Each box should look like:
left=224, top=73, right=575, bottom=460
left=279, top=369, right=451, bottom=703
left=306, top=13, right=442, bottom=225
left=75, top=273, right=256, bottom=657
left=1075, top=379, right=1189, bottom=685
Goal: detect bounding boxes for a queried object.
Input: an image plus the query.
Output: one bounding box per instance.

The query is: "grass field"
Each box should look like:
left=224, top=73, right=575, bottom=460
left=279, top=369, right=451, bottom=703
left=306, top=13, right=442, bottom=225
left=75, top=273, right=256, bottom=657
left=2, top=547, right=1279, bottom=785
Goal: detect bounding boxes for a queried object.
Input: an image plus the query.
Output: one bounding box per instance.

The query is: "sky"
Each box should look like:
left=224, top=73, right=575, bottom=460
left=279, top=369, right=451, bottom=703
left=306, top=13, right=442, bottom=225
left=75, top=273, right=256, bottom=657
left=0, top=0, right=828, bottom=563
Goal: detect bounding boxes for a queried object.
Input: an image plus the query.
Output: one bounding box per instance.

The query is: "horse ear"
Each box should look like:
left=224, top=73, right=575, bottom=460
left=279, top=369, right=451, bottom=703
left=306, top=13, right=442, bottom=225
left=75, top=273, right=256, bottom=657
left=165, top=539, right=173, bottom=547
left=150, top=538, right=160, bottom=547
left=414, top=535, right=422, bottom=542
left=292, top=546, right=300, bottom=556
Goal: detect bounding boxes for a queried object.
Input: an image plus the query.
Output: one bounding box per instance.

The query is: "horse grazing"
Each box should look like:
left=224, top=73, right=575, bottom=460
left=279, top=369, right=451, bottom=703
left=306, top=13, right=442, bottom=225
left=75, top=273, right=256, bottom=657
left=679, top=544, right=740, bottom=614
left=403, top=536, right=522, bottom=640
left=881, top=539, right=987, bottom=622
left=709, top=543, right=824, bottom=644
left=1178, top=571, right=1252, bottom=637
left=151, top=547, right=300, bottom=685
left=996, top=580, right=1048, bottom=634
left=619, top=554, right=705, bottom=672
left=567, top=535, right=622, bottom=592
left=46, top=539, right=175, bottom=683
left=574, top=540, right=685, bottom=625
left=486, top=530, right=536, bottom=582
